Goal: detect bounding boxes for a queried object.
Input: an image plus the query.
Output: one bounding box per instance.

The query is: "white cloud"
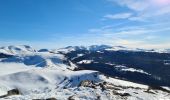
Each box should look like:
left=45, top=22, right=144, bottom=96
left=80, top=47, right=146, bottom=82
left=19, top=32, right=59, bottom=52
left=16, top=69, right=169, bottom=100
left=104, top=13, right=132, bottom=20
left=144, top=35, right=157, bottom=40
left=108, top=0, right=170, bottom=21
left=115, top=39, right=170, bottom=49
left=114, top=0, right=149, bottom=11
left=87, top=21, right=170, bottom=49
left=156, top=6, right=170, bottom=16
left=115, top=29, right=149, bottom=35
left=88, top=22, right=170, bottom=36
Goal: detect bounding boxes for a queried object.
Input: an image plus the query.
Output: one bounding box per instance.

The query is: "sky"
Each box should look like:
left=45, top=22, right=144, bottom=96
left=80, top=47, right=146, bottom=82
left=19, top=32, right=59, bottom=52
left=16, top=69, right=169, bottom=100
left=0, top=0, right=170, bottom=49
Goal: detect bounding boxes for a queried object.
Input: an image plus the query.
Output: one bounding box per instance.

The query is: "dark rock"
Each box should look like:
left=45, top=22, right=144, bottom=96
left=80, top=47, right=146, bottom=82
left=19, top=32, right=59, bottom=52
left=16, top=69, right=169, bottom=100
left=46, top=98, right=57, bottom=100
left=0, top=89, right=21, bottom=98
left=7, top=89, right=20, bottom=96
left=33, top=97, right=57, bottom=100
left=0, top=53, right=13, bottom=58
left=68, top=95, right=75, bottom=100
left=79, top=80, right=93, bottom=87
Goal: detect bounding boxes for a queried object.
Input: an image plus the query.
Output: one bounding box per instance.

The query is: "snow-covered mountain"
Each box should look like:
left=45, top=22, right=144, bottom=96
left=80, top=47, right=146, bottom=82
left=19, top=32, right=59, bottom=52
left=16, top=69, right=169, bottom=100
left=0, top=45, right=170, bottom=100
left=56, top=44, right=170, bottom=54
left=0, top=45, right=36, bottom=55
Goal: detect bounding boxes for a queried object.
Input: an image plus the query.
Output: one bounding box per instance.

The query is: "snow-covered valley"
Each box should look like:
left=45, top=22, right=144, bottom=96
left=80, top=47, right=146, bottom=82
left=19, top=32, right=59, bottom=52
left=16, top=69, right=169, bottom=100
left=0, top=45, right=170, bottom=100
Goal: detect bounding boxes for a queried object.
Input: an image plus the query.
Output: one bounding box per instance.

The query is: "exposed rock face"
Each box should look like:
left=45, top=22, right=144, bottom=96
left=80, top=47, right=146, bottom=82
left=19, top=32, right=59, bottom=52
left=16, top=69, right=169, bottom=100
left=33, top=98, right=57, bottom=100
left=79, top=80, right=94, bottom=87
left=7, top=89, right=20, bottom=96
left=68, top=95, right=76, bottom=100
left=45, top=98, right=57, bottom=100
left=0, top=89, right=20, bottom=98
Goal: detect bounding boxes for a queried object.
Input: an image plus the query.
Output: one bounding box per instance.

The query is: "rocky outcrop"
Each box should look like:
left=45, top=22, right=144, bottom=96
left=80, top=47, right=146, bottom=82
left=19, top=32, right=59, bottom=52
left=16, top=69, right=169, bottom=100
left=0, top=89, right=20, bottom=98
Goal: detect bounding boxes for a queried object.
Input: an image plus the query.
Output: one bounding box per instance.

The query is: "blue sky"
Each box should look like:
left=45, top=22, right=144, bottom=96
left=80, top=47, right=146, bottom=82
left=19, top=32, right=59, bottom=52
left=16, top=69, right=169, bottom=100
left=0, top=0, right=170, bottom=49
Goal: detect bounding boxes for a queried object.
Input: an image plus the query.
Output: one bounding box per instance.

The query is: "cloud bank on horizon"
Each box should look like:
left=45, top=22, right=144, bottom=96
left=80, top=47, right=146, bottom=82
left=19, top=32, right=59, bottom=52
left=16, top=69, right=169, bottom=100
left=0, top=0, right=170, bottom=49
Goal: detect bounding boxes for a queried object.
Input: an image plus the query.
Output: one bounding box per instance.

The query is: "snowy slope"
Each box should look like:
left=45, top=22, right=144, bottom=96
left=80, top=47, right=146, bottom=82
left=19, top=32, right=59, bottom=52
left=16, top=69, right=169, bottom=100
left=0, top=67, right=169, bottom=100
left=0, top=45, right=170, bottom=100
left=0, top=45, right=36, bottom=55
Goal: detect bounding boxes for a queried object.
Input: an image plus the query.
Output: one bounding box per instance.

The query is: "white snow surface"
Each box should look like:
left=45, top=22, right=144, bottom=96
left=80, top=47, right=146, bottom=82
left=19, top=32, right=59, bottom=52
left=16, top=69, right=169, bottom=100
left=115, top=65, right=150, bottom=75
left=77, top=60, right=93, bottom=64
left=0, top=45, right=169, bottom=100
